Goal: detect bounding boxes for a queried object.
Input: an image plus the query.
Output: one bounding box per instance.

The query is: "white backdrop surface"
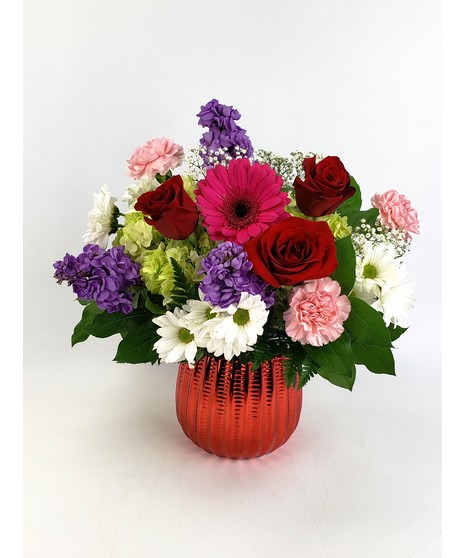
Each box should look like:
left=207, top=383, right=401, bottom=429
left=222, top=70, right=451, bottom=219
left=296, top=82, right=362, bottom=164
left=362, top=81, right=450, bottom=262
left=24, top=1, right=441, bottom=557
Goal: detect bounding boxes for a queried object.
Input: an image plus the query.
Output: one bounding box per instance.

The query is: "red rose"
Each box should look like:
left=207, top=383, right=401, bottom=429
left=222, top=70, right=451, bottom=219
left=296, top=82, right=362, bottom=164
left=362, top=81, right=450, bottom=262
left=293, top=156, right=355, bottom=217
left=244, top=216, right=338, bottom=287
left=134, top=175, right=199, bottom=240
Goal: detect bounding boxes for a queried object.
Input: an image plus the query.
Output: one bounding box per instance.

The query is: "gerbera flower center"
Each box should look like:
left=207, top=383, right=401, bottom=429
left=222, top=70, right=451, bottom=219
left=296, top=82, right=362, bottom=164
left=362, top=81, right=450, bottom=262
left=223, top=196, right=259, bottom=228
left=363, top=264, right=377, bottom=279
left=234, top=201, right=250, bottom=218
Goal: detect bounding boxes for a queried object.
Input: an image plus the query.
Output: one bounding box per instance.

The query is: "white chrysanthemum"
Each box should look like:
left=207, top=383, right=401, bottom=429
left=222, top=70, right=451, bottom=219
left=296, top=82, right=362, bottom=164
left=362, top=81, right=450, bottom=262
left=182, top=296, right=218, bottom=341
left=121, top=177, right=159, bottom=207
left=205, top=293, right=269, bottom=361
left=83, top=184, right=118, bottom=249
left=354, top=241, right=398, bottom=295
left=153, top=307, right=198, bottom=366
left=372, top=264, right=416, bottom=327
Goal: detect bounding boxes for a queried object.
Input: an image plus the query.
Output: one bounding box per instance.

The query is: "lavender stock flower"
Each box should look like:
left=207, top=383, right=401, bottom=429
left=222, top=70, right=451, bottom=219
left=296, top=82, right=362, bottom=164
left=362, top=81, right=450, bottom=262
left=197, top=99, right=241, bottom=129
left=53, top=244, right=141, bottom=314
left=199, top=242, right=275, bottom=309
left=197, top=99, right=254, bottom=166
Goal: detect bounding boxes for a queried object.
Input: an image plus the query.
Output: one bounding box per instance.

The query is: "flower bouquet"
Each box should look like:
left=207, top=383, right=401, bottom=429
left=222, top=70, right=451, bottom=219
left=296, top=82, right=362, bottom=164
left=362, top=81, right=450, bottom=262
left=54, top=99, right=419, bottom=458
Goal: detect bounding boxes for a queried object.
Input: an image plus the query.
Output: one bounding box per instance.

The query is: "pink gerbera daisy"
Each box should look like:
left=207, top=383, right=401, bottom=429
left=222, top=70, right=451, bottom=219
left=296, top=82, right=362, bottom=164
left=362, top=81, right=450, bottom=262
left=195, top=158, right=290, bottom=244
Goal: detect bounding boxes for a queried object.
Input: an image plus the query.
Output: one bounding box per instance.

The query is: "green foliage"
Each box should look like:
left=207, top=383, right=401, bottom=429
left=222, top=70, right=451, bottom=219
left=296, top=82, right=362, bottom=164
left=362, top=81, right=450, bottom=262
left=336, top=176, right=362, bottom=216
left=248, top=338, right=274, bottom=370
left=84, top=307, right=148, bottom=339
left=247, top=335, right=289, bottom=370
left=318, top=364, right=356, bottom=390
left=331, top=236, right=356, bottom=295
left=114, top=320, right=159, bottom=364
left=298, top=356, right=319, bottom=389
left=71, top=300, right=162, bottom=365
left=155, top=170, right=172, bottom=183
left=308, top=332, right=356, bottom=390
left=144, top=298, right=165, bottom=315
left=336, top=176, right=379, bottom=228
left=283, top=343, right=306, bottom=388
left=71, top=302, right=104, bottom=346
left=352, top=341, right=395, bottom=375
left=388, top=324, right=408, bottom=342
left=348, top=207, right=379, bottom=228
left=345, top=297, right=392, bottom=348
left=169, top=257, right=198, bottom=306
left=344, top=296, right=396, bottom=376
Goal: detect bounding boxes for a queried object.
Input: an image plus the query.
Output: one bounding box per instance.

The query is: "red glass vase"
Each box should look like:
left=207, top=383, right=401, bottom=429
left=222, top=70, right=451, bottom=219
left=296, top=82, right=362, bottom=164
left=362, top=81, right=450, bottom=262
left=175, top=355, right=302, bottom=459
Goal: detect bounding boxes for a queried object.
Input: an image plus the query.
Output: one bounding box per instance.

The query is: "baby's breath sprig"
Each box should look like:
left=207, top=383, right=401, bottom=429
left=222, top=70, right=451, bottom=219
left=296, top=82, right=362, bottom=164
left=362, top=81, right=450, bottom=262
left=186, top=147, right=206, bottom=181
left=352, top=219, right=412, bottom=258
left=187, top=146, right=250, bottom=181
left=255, top=149, right=324, bottom=193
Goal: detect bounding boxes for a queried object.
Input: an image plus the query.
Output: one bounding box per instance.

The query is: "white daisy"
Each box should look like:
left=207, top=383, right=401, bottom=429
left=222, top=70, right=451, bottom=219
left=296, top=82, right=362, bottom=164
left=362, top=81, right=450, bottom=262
left=153, top=307, right=198, bottom=366
left=83, top=184, right=118, bottom=249
left=354, top=241, right=398, bottom=296
left=372, top=264, right=416, bottom=327
left=121, top=177, right=159, bottom=208
left=206, top=293, right=269, bottom=360
left=182, top=296, right=218, bottom=341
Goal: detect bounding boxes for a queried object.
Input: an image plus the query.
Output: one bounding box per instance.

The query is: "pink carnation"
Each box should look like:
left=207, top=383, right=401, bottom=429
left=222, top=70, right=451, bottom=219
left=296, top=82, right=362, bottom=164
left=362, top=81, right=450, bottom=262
left=195, top=158, right=290, bottom=244
left=371, top=190, right=419, bottom=236
left=283, top=277, right=351, bottom=347
left=127, top=137, right=184, bottom=179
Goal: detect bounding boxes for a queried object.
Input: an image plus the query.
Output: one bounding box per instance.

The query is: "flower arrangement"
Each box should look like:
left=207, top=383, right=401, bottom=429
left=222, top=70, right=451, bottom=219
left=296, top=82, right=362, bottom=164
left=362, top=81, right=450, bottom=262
left=53, top=99, right=419, bottom=390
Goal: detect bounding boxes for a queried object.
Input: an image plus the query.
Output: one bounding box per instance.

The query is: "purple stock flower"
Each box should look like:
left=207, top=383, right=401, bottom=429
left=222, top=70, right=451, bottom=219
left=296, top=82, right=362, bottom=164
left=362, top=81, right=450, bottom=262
left=199, top=242, right=275, bottom=309
left=197, top=99, right=254, bottom=166
left=53, top=253, right=79, bottom=283
left=197, top=99, right=241, bottom=129
left=53, top=244, right=141, bottom=314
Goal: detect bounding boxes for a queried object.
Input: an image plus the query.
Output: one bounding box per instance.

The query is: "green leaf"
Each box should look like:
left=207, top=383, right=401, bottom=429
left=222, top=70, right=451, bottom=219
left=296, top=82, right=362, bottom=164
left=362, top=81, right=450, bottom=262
left=131, top=290, right=141, bottom=309
left=345, top=296, right=392, bottom=348
left=86, top=307, right=148, bottom=339
left=347, top=207, right=379, bottom=228
left=250, top=338, right=273, bottom=370
left=169, top=257, right=198, bottom=306
left=309, top=332, right=356, bottom=390
left=155, top=170, right=172, bottom=183
left=318, top=364, right=356, bottom=390
left=331, top=236, right=356, bottom=294
left=71, top=302, right=104, bottom=346
left=114, top=320, right=159, bottom=364
left=388, top=324, right=408, bottom=342
left=336, top=176, right=362, bottom=216
left=297, top=356, right=318, bottom=389
left=283, top=343, right=306, bottom=388
left=144, top=298, right=165, bottom=315
left=283, top=357, right=298, bottom=388
left=352, top=341, right=395, bottom=375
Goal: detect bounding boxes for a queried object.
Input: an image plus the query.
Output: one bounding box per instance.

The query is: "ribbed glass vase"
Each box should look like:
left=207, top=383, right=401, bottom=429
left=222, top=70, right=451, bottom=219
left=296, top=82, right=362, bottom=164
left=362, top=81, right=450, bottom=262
left=175, top=355, right=302, bottom=459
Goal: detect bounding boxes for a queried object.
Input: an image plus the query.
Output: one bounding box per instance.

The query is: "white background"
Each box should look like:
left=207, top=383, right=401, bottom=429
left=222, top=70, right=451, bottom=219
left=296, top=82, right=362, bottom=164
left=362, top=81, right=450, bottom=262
left=22, top=1, right=442, bottom=557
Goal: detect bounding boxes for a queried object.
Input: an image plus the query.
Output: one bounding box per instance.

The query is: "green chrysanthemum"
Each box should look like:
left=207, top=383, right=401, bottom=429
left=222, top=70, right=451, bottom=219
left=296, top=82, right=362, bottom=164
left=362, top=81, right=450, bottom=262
left=113, top=211, right=163, bottom=262
left=182, top=175, right=198, bottom=201
left=317, top=213, right=352, bottom=240
left=141, top=241, right=200, bottom=303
